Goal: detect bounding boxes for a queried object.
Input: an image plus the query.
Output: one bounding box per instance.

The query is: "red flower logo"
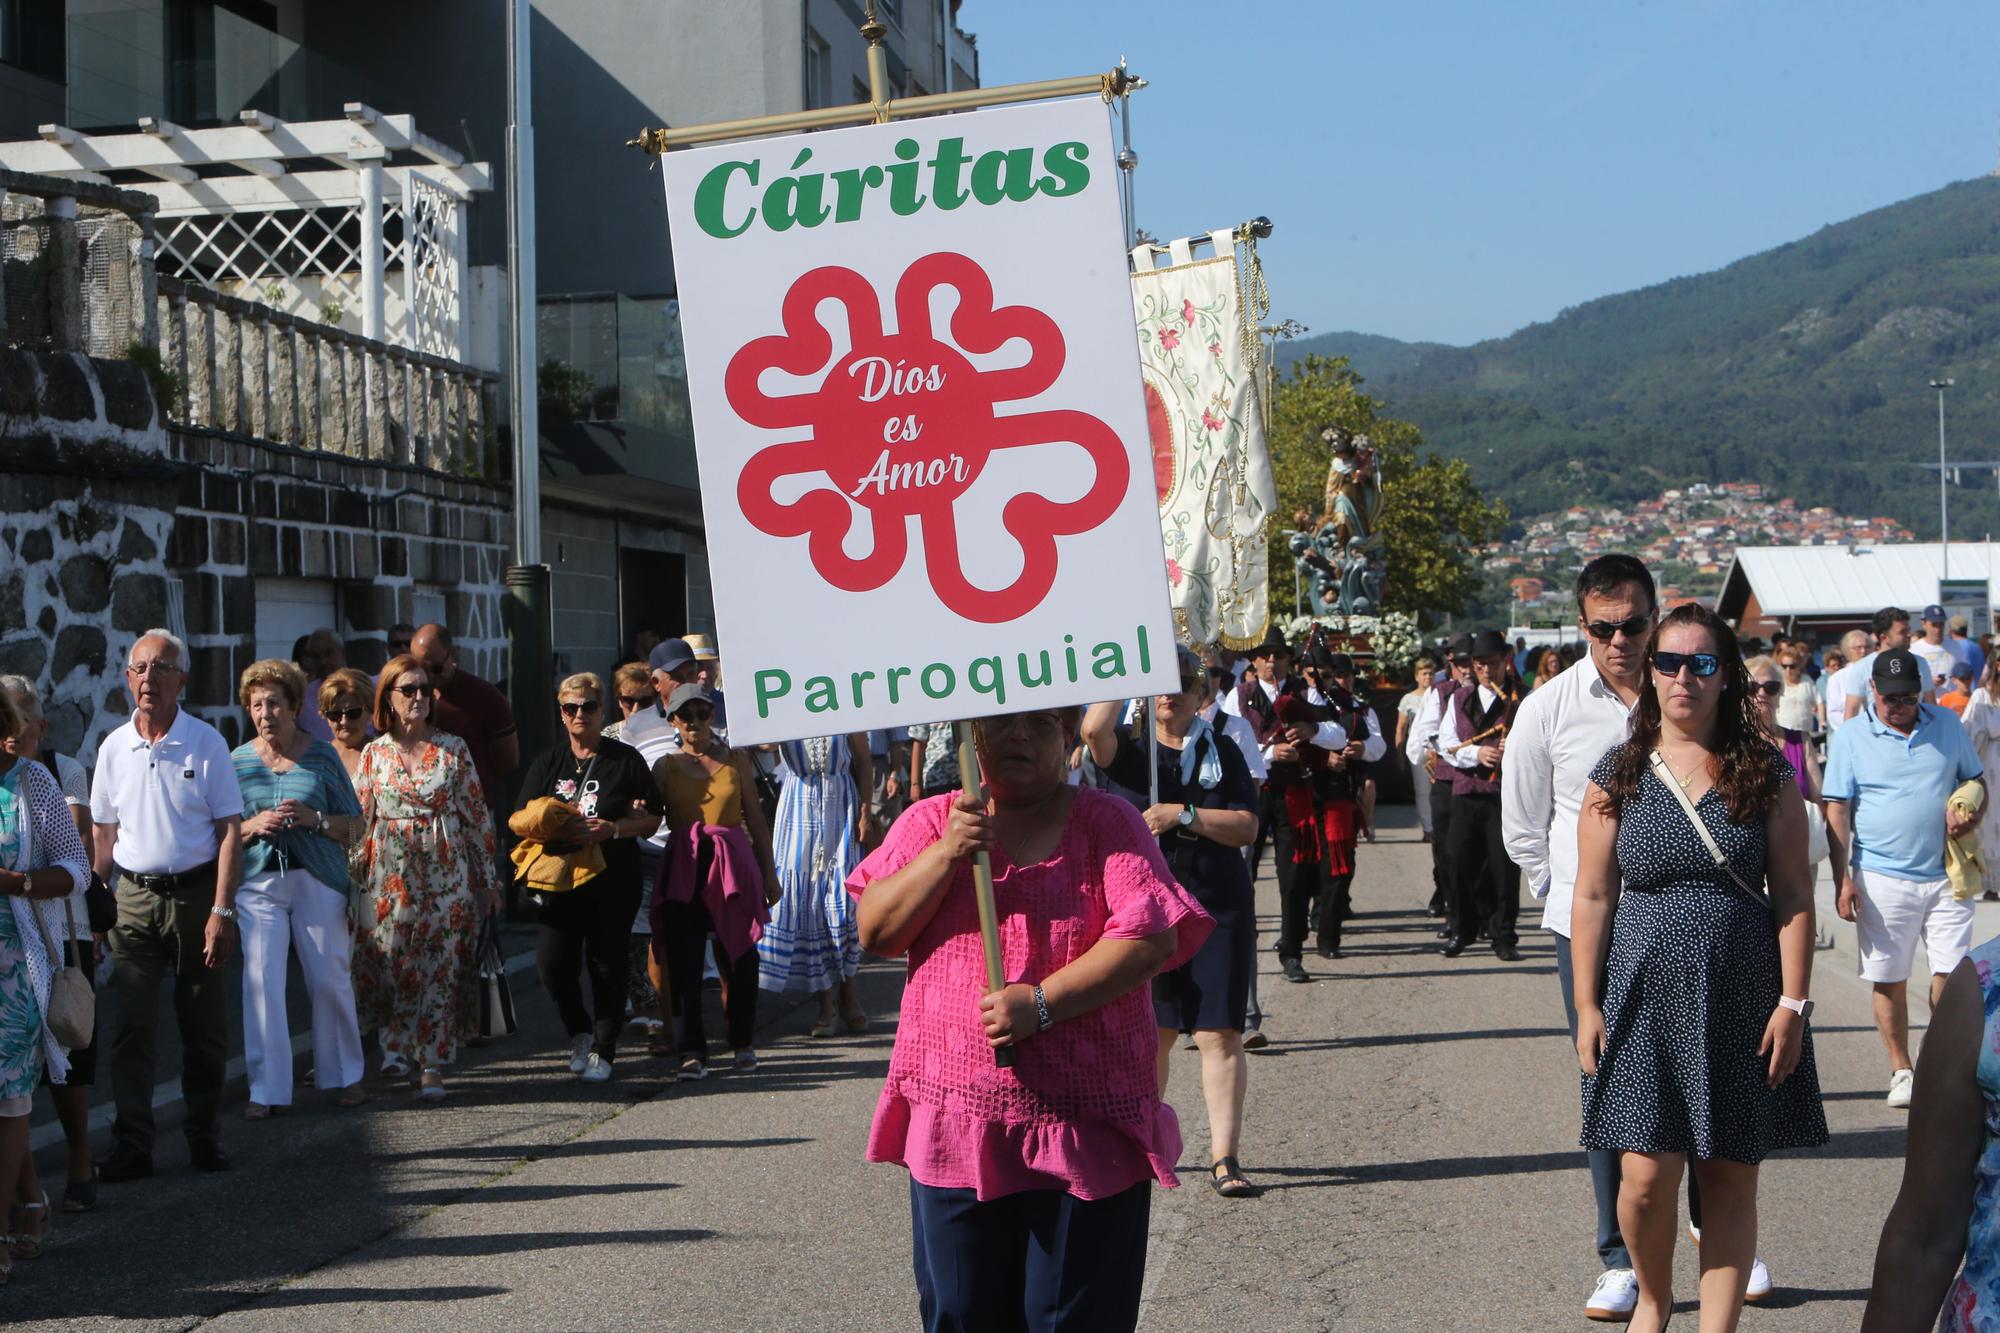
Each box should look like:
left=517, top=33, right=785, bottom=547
left=1201, top=408, right=1225, bottom=433
left=1181, top=299, right=1196, bottom=327
left=728, top=253, right=1128, bottom=623
left=1166, top=557, right=1184, bottom=587
left=1158, top=325, right=1180, bottom=352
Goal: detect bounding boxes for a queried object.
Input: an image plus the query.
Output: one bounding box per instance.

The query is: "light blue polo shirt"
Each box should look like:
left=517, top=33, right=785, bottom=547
left=1823, top=700, right=1983, bottom=882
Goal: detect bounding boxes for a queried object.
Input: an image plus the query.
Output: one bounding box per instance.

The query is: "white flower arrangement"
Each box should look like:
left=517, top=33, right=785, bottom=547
left=1274, top=611, right=1423, bottom=679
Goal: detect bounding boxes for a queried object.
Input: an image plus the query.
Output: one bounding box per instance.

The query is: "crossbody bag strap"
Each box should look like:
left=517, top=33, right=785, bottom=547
left=1647, top=749, right=1768, bottom=906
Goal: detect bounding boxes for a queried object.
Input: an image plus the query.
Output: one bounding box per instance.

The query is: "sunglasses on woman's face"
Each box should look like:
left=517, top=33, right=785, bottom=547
left=393, top=683, right=434, bottom=698
left=1751, top=679, right=1783, bottom=697
left=559, top=699, right=601, bottom=717
left=1653, top=651, right=1720, bottom=678
left=1585, top=614, right=1653, bottom=642
left=323, top=706, right=366, bottom=724
left=617, top=693, right=656, bottom=710
left=674, top=705, right=715, bottom=724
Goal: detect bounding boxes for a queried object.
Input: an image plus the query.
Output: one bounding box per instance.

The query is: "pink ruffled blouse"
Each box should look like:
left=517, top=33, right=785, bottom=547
left=846, top=788, right=1214, bottom=1201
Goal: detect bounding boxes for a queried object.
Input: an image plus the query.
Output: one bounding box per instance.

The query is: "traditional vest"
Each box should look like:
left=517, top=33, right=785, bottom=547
left=1238, top=673, right=1308, bottom=788
left=1447, top=683, right=1508, bottom=796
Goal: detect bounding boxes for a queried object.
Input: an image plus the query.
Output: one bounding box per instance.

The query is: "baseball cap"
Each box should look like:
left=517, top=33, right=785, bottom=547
left=1923, top=604, right=1946, bottom=624
left=664, top=682, right=715, bottom=716
left=1953, top=661, right=1975, bottom=682
left=1951, top=613, right=1971, bottom=632
left=1872, top=648, right=1924, bottom=696
left=648, top=638, right=695, bottom=673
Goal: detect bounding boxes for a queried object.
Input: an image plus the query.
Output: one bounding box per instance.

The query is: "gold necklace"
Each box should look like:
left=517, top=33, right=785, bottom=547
left=1662, top=749, right=1709, bottom=789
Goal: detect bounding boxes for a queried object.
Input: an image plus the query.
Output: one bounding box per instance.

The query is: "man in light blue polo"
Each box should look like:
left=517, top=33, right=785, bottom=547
left=1824, top=646, right=1984, bottom=1110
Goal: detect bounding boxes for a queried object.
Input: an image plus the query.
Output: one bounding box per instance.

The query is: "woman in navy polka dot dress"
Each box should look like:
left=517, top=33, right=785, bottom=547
left=1572, top=603, right=1828, bottom=1333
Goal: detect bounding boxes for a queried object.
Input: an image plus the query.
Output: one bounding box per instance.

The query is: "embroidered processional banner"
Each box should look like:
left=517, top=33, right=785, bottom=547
left=1131, top=231, right=1277, bottom=650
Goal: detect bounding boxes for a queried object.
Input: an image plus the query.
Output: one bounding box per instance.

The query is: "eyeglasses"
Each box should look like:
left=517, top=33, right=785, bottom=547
left=323, top=706, right=366, bottom=724
left=617, top=693, right=656, bottom=710
left=559, top=700, right=602, bottom=717
left=1653, top=651, right=1720, bottom=678
left=1750, top=679, right=1784, bottom=697
left=1876, top=692, right=1920, bottom=708
left=126, top=662, right=182, bottom=677
left=1584, top=615, right=1654, bottom=642
left=392, top=683, right=435, bottom=698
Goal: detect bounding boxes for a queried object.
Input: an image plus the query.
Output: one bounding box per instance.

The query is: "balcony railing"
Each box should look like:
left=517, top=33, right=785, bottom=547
left=158, top=275, right=500, bottom=477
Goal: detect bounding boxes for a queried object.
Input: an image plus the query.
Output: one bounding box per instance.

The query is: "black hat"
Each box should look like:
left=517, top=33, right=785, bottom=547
left=1469, top=628, right=1510, bottom=659
left=1319, top=651, right=1356, bottom=676
left=1248, top=623, right=1291, bottom=657
left=1445, top=632, right=1474, bottom=661
left=1872, top=648, right=1924, bottom=696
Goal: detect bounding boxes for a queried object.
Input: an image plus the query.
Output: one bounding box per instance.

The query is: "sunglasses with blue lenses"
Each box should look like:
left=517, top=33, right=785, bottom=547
left=1653, top=651, right=1720, bottom=678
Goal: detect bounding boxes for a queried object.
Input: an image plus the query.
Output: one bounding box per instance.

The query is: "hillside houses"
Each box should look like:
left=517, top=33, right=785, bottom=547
left=1484, top=483, right=1914, bottom=617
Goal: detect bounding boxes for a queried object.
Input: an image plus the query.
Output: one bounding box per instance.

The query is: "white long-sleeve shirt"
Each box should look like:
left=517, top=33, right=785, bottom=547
left=1499, top=653, right=1639, bottom=938
left=1222, top=677, right=1361, bottom=761
left=1406, top=685, right=1451, bottom=767
left=1306, top=687, right=1387, bottom=763
left=1437, top=684, right=1506, bottom=770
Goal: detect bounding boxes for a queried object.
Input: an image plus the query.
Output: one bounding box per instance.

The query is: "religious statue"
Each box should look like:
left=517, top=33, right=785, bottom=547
left=1287, top=425, right=1386, bottom=616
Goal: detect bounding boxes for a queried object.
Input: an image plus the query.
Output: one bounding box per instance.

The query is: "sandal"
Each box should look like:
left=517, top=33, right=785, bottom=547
left=243, top=1102, right=272, bottom=1121
left=332, top=1084, right=368, bottom=1108
left=417, top=1069, right=448, bottom=1102
left=62, top=1168, right=98, bottom=1214
left=808, top=1015, right=837, bottom=1039
left=842, top=1011, right=869, bottom=1034
left=9, top=1191, right=52, bottom=1259
left=1209, top=1157, right=1258, bottom=1199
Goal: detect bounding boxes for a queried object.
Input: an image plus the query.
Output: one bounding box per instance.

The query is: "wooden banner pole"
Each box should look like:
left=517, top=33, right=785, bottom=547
left=954, top=720, right=1016, bottom=1070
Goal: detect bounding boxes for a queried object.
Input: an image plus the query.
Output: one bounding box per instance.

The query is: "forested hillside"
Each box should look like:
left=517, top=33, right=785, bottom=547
left=1281, top=176, right=2000, bottom=539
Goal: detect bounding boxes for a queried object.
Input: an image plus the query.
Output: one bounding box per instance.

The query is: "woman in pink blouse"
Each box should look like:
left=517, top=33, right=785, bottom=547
left=850, top=706, right=1213, bottom=1332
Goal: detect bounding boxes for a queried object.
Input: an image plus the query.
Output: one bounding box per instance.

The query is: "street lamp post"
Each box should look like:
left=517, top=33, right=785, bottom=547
left=1933, top=378, right=1955, bottom=581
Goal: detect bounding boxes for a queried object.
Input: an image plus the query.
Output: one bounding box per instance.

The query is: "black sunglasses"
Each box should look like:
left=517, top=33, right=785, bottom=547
left=323, top=706, right=366, bottom=724
left=392, top=683, right=434, bottom=698
left=1585, top=614, right=1654, bottom=642
left=559, top=700, right=601, bottom=717
left=1876, top=692, right=1920, bottom=708
left=674, top=704, right=715, bottom=723
left=1653, top=651, right=1719, bottom=678
left=1750, top=679, right=1783, bottom=697
left=617, top=693, right=656, bottom=709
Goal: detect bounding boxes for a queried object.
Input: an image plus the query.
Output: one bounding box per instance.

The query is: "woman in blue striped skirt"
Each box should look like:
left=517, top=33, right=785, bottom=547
left=758, top=734, right=873, bottom=1034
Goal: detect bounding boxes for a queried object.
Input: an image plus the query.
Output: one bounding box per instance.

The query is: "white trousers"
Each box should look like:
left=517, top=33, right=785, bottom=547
left=1411, top=762, right=1435, bottom=835
left=239, top=867, right=365, bottom=1105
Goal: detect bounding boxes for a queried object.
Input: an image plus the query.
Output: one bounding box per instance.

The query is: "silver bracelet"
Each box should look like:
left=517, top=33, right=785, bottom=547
left=1032, top=984, right=1054, bottom=1032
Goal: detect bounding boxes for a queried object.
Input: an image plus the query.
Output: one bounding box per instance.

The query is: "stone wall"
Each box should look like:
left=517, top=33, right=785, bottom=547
left=2, top=347, right=510, bottom=759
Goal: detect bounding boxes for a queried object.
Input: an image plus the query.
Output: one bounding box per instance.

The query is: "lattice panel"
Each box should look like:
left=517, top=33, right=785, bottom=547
left=397, top=174, right=461, bottom=359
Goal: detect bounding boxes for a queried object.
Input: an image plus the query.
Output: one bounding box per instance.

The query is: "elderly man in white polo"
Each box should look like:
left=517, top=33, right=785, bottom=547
left=90, top=630, right=245, bottom=1179
left=1825, top=645, right=1985, bottom=1111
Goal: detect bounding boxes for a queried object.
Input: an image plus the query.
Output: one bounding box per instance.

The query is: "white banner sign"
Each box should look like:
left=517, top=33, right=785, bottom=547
left=662, top=98, right=1178, bottom=745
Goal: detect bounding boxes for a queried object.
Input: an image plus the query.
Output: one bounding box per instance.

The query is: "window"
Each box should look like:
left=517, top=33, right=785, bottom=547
left=854, top=76, right=871, bottom=106
left=804, top=28, right=830, bottom=109
left=0, top=0, right=64, bottom=81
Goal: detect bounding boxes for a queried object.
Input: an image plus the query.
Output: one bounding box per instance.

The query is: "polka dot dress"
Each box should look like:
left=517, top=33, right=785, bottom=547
left=1580, top=744, right=1829, bottom=1164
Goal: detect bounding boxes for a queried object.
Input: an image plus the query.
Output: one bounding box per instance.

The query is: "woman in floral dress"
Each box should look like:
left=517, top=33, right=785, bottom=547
left=757, top=734, right=871, bottom=1035
left=352, top=655, right=498, bottom=1101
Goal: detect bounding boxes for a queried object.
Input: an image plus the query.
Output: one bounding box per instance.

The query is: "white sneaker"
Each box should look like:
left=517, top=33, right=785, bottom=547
left=1585, top=1268, right=1639, bottom=1321
left=568, top=1034, right=592, bottom=1075
left=1688, top=1224, right=1775, bottom=1300
left=1888, top=1068, right=1914, bottom=1109
left=580, top=1053, right=612, bottom=1083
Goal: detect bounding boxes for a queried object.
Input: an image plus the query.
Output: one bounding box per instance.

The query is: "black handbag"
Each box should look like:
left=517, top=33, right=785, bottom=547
left=85, top=873, right=116, bottom=936
left=476, top=913, right=518, bottom=1038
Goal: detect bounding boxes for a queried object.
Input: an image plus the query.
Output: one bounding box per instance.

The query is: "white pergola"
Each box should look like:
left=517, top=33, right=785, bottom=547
left=0, top=105, right=491, bottom=361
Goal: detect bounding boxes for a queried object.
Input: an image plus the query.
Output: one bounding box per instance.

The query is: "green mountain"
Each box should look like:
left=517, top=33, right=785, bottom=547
left=1279, top=176, right=2000, bottom=537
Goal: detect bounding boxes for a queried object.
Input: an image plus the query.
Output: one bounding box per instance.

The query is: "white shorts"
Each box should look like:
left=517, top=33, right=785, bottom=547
left=1852, top=865, right=1975, bottom=984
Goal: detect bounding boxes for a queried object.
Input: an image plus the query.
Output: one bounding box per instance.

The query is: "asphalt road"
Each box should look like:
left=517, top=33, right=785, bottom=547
left=6, top=808, right=1933, bottom=1330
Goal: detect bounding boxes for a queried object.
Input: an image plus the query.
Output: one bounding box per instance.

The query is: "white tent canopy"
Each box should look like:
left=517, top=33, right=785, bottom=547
left=1718, top=543, right=2000, bottom=629
left=0, top=107, right=490, bottom=360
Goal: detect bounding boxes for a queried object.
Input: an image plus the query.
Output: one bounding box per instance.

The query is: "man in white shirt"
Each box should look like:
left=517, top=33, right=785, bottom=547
left=91, top=630, right=245, bottom=1180
left=1913, top=604, right=1959, bottom=692
left=1834, top=608, right=1920, bottom=730
left=1500, top=557, right=1653, bottom=1319
left=1436, top=629, right=1524, bottom=962
left=1408, top=635, right=1473, bottom=932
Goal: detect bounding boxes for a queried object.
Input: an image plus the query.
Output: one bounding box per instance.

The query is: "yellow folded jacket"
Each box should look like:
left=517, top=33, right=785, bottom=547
left=1946, top=780, right=1986, bottom=902
left=508, top=796, right=604, bottom=893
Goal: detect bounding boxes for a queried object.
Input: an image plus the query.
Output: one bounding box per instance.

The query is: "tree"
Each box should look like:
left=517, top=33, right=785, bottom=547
left=1269, top=354, right=1507, bottom=625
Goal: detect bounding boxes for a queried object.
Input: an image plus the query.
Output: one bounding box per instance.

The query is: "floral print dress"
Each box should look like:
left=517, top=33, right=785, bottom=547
left=1943, top=935, right=2000, bottom=1331
left=352, top=732, right=497, bottom=1069
left=0, top=766, right=41, bottom=1102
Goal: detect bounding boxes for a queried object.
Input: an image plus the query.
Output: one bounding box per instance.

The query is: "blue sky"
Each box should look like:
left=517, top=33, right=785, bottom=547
left=974, top=1, right=2000, bottom=346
